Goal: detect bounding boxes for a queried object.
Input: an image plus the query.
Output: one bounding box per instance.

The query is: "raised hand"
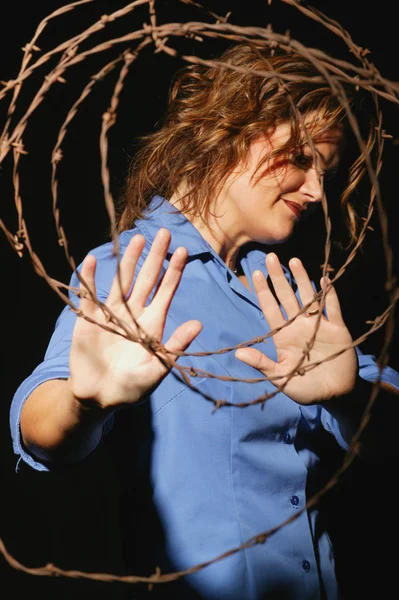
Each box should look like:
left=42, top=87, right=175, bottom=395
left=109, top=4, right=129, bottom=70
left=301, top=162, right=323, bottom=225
left=235, top=253, right=358, bottom=405
left=69, top=228, right=202, bottom=409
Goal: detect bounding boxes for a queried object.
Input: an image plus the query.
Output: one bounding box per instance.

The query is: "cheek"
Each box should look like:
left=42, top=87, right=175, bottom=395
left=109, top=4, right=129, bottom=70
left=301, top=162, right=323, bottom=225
left=257, top=166, right=305, bottom=194
left=279, top=169, right=305, bottom=191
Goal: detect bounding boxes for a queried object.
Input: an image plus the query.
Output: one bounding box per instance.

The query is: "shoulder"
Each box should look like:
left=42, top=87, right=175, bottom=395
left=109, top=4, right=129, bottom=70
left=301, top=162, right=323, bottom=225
left=68, top=227, right=155, bottom=299
left=87, top=227, right=142, bottom=261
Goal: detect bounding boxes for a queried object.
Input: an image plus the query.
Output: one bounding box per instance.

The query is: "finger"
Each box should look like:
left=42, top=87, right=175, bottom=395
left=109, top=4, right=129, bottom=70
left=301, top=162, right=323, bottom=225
left=107, top=234, right=146, bottom=303
left=320, top=276, right=345, bottom=325
left=149, top=246, right=188, bottom=328
left=266, top=253, right=301, bottom=319
left=129, top=228, right=172, bottom=309
left=235, top=347, right=278, bottom=379
left=164, top=320, right=203, bottom=359
left=288, top=257, right=320, bottom=316
left=78, top=255, right=97, bottom=317
left=252, top=270, right=285, bottom=328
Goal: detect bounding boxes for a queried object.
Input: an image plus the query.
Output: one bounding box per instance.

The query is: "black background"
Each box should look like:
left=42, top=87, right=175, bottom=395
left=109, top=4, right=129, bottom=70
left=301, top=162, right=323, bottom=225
left=1, top=1, right=399, bottom=598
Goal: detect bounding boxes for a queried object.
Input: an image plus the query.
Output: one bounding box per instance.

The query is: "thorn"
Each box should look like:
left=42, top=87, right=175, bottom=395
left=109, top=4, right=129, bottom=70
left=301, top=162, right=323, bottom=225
left=22, top=43, right=41, bottom=53
left=100, top=14, right=115, bottom=24
left=13, top=234, right=25, bottom=257
left=102, top=111, right=116, bottom=124
left=360, top=217, right=374, bottom=231
left=45, top=75, right=67, bottom=84
left=11, top=142, right=28, bottom=155
left=52, top=149, right=63, bottom=164
left=123, top=51, right=135, bottom=61
left=212, top=400, right=224, bottom=414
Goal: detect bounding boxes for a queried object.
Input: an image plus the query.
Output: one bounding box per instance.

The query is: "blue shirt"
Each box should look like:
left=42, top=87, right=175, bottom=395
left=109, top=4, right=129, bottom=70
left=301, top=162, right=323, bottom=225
left=10, top=196, right=399, bottom=599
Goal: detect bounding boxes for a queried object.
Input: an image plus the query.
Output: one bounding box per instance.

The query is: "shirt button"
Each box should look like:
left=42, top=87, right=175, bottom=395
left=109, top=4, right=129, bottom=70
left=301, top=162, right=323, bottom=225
left=291, top=495, right=299, bottom=507
left=282, top=431, right=292, bottom=444
left=302, top=560, right=311, bottom=572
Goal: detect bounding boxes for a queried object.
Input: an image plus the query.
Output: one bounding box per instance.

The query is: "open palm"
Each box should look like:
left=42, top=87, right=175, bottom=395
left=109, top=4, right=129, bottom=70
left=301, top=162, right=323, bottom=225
left=235, top=253, right=358, bottom=405
left=69, top=229, right=202, bottom=409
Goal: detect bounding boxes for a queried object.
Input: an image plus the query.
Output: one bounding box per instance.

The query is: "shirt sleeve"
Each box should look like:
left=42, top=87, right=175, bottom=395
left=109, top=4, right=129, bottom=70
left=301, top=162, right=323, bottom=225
left=9, top=231, right=148, bottom=472
left=320, top=345, right=399, bottom=452
left=10, top=304, right=79, bottom=472
left=289, top=270, right=399, bottom=452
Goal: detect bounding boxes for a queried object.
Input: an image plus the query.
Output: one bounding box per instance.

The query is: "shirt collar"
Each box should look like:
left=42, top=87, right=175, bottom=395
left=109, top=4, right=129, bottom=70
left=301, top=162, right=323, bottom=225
left=134, top=195, right=213, bottom=256
left=133, top=194, right=292, bottom=284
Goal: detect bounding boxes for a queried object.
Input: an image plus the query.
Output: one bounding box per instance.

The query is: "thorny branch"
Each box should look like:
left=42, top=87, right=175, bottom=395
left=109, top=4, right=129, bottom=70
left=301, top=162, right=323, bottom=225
left=1, top=0, right=399, bottom=588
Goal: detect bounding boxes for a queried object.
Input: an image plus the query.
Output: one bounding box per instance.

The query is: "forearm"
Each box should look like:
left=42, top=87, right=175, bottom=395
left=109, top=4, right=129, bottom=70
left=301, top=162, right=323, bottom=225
left=20, top=378, right=112, bottom=464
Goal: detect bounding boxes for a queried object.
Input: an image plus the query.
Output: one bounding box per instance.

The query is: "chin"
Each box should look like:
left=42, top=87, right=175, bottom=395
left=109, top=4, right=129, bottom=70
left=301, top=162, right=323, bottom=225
left=257, top=229, right=294, bottom=246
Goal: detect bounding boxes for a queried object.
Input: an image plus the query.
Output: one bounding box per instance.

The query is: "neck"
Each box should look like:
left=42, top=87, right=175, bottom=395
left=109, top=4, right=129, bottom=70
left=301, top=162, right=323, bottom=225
left=169, top=193, right=247, bottom=273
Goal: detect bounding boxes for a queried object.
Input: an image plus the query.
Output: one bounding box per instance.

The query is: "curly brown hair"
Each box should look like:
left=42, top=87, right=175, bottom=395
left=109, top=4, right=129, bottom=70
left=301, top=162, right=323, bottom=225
left=116, top=42, right=375, bottom=243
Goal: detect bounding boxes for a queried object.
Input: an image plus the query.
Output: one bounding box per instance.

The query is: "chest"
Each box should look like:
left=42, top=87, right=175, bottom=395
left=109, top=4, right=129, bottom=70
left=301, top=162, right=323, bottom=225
left=156, top=261, right=300, bottom=419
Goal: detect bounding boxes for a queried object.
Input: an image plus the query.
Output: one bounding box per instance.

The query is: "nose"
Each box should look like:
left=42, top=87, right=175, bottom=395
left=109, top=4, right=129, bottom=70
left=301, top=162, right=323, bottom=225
left=300, top=167, right=324, bottom=203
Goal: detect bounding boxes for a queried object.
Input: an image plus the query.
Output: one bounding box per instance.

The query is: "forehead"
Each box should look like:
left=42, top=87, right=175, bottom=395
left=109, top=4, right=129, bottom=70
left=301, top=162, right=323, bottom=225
left=269, top=119, right=344, bottom=149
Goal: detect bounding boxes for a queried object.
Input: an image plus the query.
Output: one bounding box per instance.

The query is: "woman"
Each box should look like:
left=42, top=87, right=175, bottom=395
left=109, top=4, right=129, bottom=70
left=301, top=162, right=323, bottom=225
left=10, top=43, right=399, bottom=599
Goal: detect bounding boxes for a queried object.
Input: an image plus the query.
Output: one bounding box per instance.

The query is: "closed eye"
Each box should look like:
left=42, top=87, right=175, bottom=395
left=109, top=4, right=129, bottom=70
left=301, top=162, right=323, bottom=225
left=291, top=153, right=313, bottom=170
left=292, top=153, right=340, bottom=181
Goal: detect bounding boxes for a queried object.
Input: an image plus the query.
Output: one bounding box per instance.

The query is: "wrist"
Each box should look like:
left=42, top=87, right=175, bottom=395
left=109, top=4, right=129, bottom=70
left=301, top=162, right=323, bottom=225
left=65, top=377, right=114, bottom=422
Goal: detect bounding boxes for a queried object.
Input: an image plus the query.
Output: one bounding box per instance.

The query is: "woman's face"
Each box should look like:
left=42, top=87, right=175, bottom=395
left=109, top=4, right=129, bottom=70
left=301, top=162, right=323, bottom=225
left=217, top=121, right=344, bottom=246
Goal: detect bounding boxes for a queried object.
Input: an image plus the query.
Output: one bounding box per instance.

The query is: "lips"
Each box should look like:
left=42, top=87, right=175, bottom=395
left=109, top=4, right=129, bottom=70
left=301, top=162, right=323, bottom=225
left=282, top=199, right=306, bottom=219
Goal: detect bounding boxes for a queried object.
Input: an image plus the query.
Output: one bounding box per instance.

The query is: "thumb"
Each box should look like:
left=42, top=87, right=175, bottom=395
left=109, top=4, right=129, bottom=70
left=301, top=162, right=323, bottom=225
left=164, top=320, right=203, bottom=358
left=235, top=347, right=278, bottom=377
